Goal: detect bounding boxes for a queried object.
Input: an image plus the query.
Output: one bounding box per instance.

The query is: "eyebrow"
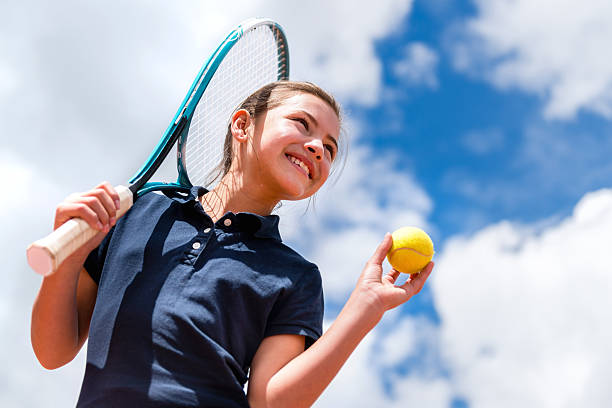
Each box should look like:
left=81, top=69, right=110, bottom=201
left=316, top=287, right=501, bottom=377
left=301, top=110, right=339, bottom=151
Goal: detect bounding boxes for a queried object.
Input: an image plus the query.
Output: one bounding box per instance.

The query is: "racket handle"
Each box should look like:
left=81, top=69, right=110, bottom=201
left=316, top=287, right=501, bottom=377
left=26, top=185, right=134, bottom=276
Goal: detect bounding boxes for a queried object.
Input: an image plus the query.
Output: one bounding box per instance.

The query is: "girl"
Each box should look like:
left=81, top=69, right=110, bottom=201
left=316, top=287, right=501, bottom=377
left=31, top=81, right=433, bottom=407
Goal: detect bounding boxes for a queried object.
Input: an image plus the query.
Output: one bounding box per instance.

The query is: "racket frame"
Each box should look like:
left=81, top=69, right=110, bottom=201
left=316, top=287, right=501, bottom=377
left=130, top=18, right=289, bottom=197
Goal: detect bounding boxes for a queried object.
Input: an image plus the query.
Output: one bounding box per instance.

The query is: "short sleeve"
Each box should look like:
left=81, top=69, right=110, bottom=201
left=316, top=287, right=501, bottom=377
left=265, top=266, right=324, bottom=349
left=84, top=227, right=115, bottom=285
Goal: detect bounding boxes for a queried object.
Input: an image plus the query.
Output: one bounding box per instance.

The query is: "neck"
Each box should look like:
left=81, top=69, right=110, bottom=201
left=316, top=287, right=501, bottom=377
left=200, top=171, right=278, bottom=222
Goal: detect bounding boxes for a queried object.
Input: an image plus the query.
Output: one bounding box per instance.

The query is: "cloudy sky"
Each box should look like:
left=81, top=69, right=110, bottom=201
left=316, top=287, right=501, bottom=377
left=2, top=0, right=612, bottom=406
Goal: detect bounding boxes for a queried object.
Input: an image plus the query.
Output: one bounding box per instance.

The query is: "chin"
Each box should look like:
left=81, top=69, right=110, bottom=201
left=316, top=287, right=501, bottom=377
left=282, top=189, right=312, bottom=202
left=280, top=183, right=317, bottom=201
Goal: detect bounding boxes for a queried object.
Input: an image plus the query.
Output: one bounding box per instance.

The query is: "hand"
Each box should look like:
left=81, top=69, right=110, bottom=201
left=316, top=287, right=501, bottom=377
left=353, top=233, right=434, bottom=320
left=55, top=182, right=120, bottom=231
left=53, top=181, right=120, bottom=262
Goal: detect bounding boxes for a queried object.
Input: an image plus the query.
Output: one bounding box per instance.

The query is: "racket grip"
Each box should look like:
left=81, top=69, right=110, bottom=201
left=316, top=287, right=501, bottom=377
left=26, top=185, right=134, bottom=276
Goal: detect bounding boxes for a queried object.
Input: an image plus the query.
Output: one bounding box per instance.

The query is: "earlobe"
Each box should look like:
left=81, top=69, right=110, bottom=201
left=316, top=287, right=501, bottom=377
left=230, top=109, right=251, bottom=143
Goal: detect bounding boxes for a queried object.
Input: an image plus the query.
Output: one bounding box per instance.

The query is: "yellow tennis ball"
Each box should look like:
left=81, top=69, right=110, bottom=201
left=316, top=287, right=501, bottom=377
left=387, top=226, right=435, bottom=274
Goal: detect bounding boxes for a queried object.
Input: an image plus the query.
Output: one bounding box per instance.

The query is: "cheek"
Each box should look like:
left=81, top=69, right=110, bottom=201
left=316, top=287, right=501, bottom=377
left=319, top=161, right=332, bottom=183
left=259, top=129, right=292, bottom=153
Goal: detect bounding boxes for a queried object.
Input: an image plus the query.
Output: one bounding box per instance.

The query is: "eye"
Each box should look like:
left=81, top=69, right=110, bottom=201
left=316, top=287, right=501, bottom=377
left=293, top=117, right=309, bottom=131
left=325, top=144, right=336, bottom=160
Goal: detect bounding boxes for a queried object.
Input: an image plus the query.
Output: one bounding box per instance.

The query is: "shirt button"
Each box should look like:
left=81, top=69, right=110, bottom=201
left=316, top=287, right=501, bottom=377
left=223, top=219, right=232, bottom=226
left=192, top=242, right=201, bottom=250
left=203, top=227, right=211, bottom=233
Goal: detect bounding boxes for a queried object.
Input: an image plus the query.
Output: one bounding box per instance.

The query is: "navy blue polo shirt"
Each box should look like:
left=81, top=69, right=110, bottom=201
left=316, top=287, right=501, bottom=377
left=76, top=186, right=324, bottom=407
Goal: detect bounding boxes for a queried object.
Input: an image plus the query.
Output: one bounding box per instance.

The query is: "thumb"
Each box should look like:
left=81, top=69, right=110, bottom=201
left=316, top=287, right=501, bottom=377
left=369, top=233, right=393, bottom=265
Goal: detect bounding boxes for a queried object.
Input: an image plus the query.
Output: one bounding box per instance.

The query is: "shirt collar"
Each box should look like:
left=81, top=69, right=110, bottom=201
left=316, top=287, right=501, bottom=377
left=163, top=186, right=282, bottom=242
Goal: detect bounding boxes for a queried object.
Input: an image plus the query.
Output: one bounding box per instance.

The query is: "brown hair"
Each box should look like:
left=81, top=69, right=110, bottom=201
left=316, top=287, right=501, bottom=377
left=209, top=81, right=344, bottom=185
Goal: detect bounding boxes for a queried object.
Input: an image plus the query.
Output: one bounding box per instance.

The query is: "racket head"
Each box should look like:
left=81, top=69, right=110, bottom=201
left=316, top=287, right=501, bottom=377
left=130, top=18, right=289, bottom=196
left=179, top=19, right=289, bottom=189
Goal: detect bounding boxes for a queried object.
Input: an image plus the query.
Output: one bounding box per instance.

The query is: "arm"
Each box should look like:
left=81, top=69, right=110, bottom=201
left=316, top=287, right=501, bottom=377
left=30, top=182, right=120, bottom=369
left=247, top=233, right=434, bottom=407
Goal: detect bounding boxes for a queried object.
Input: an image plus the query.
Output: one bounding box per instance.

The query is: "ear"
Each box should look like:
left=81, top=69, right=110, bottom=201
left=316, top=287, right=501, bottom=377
left=230, top=109, right=252, bottom=143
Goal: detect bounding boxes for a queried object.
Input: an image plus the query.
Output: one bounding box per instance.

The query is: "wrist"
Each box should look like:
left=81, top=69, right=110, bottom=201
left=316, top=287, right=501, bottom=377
left=341, top=289, right=385, bottom=333
left=42, top=251, right=88, bottom=286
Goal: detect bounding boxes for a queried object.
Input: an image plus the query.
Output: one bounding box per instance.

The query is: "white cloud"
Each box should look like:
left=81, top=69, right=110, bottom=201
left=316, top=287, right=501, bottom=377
left=0, top=150, right=87, bottom=407
left=315, top=316, right=452, bottom=408
left=314, top=324, right=387, bottom=408
left=304, top=185, right=612, bottom=407
left=432, top=188, right=612, bottom=407
left=377, top=317, right=419, bottom=366
left=393, top=42, right=439, bottom=88
left=262, top=0, right=414, bottom=106
left=450, top=0, right=612, bottom=119
left=0, top=62, right=18, bottom=96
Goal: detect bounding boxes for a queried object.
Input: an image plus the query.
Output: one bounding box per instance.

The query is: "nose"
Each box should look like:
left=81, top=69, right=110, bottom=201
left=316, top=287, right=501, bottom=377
left=305, top=139, right=323, bottom=161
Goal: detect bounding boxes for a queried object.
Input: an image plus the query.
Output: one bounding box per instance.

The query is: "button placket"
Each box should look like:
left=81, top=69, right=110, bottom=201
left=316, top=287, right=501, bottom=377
left=184, top=225, right=213, bottom=265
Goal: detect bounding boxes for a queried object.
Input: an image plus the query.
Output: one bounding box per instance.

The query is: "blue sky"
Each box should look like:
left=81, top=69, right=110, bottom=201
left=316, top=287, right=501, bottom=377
left=2, top=1, right=612, bottom=407
left=356, top=1, right=612, bottom=239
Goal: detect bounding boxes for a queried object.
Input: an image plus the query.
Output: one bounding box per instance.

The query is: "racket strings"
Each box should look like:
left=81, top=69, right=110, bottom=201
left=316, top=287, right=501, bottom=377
left=184, top=24, right=287, bottom=188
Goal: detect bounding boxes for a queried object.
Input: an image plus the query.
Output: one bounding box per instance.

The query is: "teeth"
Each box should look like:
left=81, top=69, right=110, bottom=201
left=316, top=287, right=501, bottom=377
left=289, top=155, right=310, bottom=176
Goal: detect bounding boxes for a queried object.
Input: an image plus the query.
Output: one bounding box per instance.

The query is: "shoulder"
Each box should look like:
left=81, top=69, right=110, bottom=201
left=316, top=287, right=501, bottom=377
left=131, top=188, right=184, bottom=211
left=256, top=241, right=323, bottom=300
left=260, top=239, right=320, bottom=279
left=121, top=187, right=197, bottom=223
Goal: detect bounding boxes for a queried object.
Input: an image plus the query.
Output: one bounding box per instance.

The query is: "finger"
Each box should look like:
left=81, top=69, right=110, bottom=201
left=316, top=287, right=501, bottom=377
left=369, top=233, right=393, bottom=265
left=383, top=268, right=401, bottom=284
left=418, top=261, right=434, bottom=277
left=97, top=181, right=121, bottom=210
left=86, top=187, right=118, bottom=225
left=81, top=195, right=113, bottom=229
left=402, top=261, right=434, bottom=293
left=55, top=202, right=105, bottom=231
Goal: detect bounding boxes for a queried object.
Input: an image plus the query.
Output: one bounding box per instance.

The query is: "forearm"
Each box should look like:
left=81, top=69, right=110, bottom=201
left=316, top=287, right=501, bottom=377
left=31, top=182, right=118, bottom=369
left=31, top=257, right=85, bottom=369
left=265, top=293, right=383, bottom=408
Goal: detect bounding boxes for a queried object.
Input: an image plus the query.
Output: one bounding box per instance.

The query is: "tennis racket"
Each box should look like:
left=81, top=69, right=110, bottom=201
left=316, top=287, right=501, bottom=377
left=27, top=18, right=289, bottom=276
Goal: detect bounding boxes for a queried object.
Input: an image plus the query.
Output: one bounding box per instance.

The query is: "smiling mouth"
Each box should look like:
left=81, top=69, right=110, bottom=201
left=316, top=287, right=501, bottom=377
left=286, top=154, right=311, bottom=179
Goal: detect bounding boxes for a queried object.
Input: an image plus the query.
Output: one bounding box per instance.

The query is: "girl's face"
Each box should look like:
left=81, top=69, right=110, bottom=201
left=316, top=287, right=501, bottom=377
left=241, top=92, right=340, bottom=203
